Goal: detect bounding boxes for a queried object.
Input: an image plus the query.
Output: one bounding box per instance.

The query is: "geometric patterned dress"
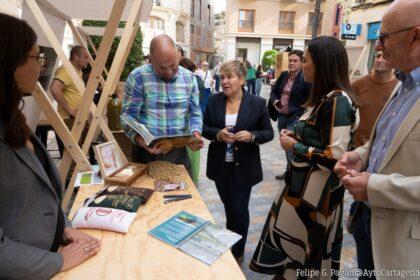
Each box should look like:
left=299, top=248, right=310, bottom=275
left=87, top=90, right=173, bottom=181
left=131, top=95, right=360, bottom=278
left=250, top=91, right=359, bottom=279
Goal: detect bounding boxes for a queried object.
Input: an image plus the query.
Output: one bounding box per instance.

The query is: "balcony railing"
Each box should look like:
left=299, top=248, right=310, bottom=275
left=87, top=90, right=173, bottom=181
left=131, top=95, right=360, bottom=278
left=278, top=22, right=294, bottom=34
left=238, top=20, right=254, bottom=32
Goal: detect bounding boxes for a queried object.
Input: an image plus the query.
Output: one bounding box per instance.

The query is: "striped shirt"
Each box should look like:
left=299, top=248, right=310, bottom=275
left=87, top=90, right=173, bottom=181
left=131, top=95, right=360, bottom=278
left=121, top=64, right=202, bottom=143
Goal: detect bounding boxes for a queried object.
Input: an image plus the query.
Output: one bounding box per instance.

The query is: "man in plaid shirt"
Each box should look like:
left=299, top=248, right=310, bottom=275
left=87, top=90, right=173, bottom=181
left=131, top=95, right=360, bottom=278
left=121, top=35, right=203, bottom=175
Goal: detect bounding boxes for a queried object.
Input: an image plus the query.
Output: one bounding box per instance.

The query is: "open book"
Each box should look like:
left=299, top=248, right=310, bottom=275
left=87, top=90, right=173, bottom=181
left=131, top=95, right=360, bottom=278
left=149, top=211, right=241, bottom=265
left=121, top=115, right=198, bottom=153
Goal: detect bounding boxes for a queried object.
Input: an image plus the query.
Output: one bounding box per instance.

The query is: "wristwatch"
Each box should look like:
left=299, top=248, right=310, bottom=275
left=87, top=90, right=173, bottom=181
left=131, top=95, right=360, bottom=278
left=251, top=133, right=256, bottom=143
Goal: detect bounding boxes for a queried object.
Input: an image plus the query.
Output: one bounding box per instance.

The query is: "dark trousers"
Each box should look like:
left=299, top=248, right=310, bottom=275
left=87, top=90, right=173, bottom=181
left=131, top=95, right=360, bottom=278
left=200, top=88, right=212, bottom=114
left=277, top=112, right=299, bottom=165
left=132, top=145, right=192, bottom=178
left=352, top=203, right=376, bottom=280
left=247, top=78, right=256, bottom=96
left=215, top=163, right=253, bottom=258
left=214, top=75, right=220, bottom=93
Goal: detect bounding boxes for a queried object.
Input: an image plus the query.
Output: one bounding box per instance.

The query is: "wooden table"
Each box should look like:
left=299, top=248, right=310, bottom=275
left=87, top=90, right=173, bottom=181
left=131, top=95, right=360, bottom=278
left=53, top=168, right=245, bottom=280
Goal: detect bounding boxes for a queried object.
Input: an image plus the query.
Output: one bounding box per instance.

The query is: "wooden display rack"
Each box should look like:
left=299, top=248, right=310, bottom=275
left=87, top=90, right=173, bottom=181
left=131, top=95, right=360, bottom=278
left=24, top=0, right=153, bottom=210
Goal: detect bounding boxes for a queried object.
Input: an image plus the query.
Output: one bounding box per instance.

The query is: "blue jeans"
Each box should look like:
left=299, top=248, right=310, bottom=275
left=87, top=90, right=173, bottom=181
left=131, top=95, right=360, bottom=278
left=214, top=75, right=220, bottom=93
left=255, top=78, right=263, bottom=96
left=277, top=112, right=299, bottom=165
left=201, top=88, right=211, bottom=113
left=247, top=78, right=256, bottom=95
left=352, top=203, right=376, bottom=280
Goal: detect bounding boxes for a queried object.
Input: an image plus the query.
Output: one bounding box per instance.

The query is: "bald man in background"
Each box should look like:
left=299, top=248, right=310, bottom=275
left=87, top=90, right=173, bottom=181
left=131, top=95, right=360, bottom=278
left=121, top=35, right=203, bottom=176
left=334, top=0, right=419, bottom=277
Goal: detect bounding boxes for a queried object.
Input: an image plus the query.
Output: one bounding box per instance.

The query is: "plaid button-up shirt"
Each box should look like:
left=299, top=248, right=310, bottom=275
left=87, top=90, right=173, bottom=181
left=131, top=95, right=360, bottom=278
left=121, top=64, right=202, bottom=143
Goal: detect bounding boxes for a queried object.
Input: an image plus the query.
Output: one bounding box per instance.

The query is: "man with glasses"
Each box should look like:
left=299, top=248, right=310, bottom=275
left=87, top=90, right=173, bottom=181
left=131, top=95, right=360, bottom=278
left=346, top=50, right=398, bottom=279
left=335, top=0, right=420, bottom=275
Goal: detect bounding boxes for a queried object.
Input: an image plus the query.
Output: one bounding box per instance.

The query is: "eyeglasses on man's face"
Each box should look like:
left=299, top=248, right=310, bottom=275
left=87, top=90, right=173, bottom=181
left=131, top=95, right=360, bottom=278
left=377, top=25, right=417, bottom=46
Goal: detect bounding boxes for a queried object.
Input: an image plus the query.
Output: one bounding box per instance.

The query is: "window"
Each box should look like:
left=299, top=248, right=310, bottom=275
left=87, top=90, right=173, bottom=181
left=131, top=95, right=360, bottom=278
left=191, top=0, right=194, bottom=17
left=199, top=0, right=202, bottom=20
left=176, top=22, right=185, bottom=43
left=155, top=0, right=161, bottom=6
left=278, top=11, right=295, bottom=34
left=208, top=5, right=211, bottom=23
left=190, top=24, right=194, bottom=34
left=238, top=9, right=255, bottom=32
left=307, top=12, right=323, bottom=35
left=147, top=16, right=165, bottom=30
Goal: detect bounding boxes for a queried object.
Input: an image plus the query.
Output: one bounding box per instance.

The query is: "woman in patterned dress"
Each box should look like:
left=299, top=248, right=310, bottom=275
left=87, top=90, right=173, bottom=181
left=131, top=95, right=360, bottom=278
left=250, top=36, right=359, bottom=279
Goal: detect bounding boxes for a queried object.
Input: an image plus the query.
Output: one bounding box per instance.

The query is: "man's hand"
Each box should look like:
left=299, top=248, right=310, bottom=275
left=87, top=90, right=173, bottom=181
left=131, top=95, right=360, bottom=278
left=68, top=108, right=78, bottom=118
left=63, top=227, right=101, bottom=245
left=188, top=131, right=204, bottom=151
left=334, top=151, right=363, bottom=179
left=342, top=171, right=371, bottom=201
left=234, top=131, right=253, bottom=143
left=134, top=134, right=161, bottom=155
left=280, top=131, right=297, bottom=151
left=216, top=128, right=235, bottom=144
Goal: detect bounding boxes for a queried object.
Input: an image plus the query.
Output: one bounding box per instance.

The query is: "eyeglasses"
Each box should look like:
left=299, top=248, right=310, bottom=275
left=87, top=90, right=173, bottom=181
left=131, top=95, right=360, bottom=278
left=377, top=25, right=416, bottom=46
left=26, top=53, right=46, bottom=66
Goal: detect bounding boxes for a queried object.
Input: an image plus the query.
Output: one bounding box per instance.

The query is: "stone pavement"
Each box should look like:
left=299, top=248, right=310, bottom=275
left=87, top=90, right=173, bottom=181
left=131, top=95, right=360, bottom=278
left=196, top=84, right=358, bottom=279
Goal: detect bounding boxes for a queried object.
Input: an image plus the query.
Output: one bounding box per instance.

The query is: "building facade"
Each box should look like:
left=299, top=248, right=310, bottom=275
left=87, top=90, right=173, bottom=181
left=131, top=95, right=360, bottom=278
left=224, top=0, right=338, bottom=65
left=343, top=0, right=393, bottom=78
left=141, top=0, right=215, bottom=64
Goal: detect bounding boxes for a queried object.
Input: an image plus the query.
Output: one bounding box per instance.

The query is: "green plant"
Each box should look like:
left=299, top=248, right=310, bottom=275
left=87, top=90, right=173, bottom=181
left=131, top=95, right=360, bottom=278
left=82, top=20, right=143, bottom=81
left=261, top=49, right=278, bottom=72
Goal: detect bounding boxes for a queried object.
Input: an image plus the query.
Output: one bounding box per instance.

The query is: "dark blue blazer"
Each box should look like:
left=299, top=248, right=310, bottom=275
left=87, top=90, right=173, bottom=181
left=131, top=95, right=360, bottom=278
left=203, top=91, right=274, bottom=187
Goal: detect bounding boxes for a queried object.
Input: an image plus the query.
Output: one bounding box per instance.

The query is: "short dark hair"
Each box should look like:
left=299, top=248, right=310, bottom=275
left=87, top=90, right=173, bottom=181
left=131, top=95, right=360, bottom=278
left=70, top=45, right=84, bottom=60
left=179, top=58, right=197, bottom=72
left=288, top=49, right=304, bottom=60
left=0, top=13, right=36, bottom=148
left=305, top=36, right=357, bottom=108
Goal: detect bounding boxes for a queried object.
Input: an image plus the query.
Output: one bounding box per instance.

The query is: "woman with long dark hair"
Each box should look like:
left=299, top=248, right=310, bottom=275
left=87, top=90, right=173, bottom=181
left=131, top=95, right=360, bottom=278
left=0, top=13, right=101, bottom=279
left=250, top=36, right=359, bottom=279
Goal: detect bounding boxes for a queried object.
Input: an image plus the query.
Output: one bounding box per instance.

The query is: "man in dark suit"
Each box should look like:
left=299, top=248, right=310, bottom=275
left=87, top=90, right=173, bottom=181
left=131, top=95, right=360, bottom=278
left=269, top=50, right=311, bottom=180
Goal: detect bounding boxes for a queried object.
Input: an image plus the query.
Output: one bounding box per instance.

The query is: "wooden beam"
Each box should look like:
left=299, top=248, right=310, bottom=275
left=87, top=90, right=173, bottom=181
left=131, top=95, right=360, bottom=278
left=32, top=83, right=91, bottom=172
left=34, top=0, right=71, bottom=21
left=26, top=0, right=123, bottom=185
left=85, top=32, right=110, bottom=77
left=80, top=0, right=143, bottom=160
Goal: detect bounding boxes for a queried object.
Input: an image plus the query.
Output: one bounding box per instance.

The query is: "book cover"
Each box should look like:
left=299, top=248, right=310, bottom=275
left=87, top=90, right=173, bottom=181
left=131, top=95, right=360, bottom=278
left=148, top=211, right=210, bottom=247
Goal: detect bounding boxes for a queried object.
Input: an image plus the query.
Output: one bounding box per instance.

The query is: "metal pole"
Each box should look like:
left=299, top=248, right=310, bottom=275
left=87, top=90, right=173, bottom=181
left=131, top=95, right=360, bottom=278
left=312, top=0, right=322, bottom=39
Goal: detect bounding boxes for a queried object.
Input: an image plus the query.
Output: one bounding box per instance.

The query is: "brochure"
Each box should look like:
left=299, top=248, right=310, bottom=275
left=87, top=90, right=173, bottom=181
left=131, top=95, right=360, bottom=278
left=149, top=211, right=241, bottom=265
left=75, top=165, right=103, bottom=187
left=121, top=115, right=198, bottom=152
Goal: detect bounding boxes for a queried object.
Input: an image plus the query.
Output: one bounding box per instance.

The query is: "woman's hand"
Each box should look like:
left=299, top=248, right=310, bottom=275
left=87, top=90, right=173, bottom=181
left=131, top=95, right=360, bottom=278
left=280, top=129, right=294, bottom=137
left=63, top=227, right=100, bottom=245
left=59, top=238, right=101, bottom=271
left=280, top=133, right=297, bottom=151
left=234, top=131, right=253, bottom=143
left=216, top=128, right=235, bottom=144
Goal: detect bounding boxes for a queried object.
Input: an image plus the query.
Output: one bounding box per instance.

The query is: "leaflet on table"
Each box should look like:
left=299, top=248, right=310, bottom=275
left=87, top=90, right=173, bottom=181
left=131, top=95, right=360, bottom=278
left=120, top=115, right=196, bottom=147
left=149, top=211, right=242, bottom=265
left=149, top=211, right=209, bottom=247
left=179, top=223, right=242, bottom=265
left=75, top=165, right=103, bottom=187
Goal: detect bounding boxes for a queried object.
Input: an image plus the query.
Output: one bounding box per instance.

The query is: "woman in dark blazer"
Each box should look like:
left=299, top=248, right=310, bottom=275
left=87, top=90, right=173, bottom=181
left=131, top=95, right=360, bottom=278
left=0, top=14, right=100, bottom=279
left=203, top=60, right=274, bottom=263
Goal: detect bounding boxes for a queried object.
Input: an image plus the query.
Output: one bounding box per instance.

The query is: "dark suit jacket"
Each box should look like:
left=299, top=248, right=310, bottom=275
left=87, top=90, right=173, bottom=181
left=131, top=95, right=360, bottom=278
left=203, top=91, right=274, bottom=187
left=268, top=70, right=311, bottom=120
left=0, top=125, right=70, bottom=279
